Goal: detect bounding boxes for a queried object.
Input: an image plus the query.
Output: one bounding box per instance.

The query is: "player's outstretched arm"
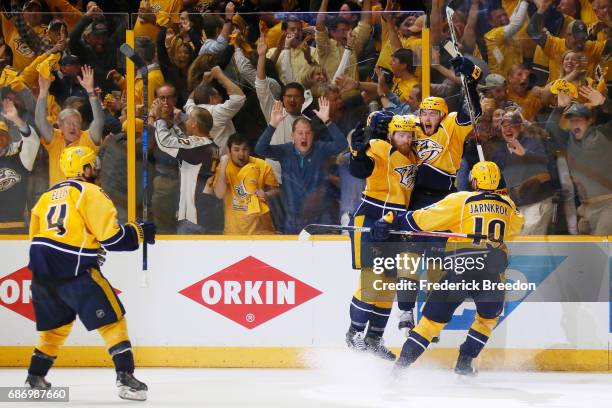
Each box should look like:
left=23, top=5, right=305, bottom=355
left=451, top=56, right=482, bottom=125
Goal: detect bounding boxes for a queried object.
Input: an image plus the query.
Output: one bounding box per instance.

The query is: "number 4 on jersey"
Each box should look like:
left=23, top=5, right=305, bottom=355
left=46, top=203, right=68, bottom=236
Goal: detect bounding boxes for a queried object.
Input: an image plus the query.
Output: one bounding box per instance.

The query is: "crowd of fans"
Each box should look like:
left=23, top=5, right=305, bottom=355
left=0, top=0, right=610, bottom=236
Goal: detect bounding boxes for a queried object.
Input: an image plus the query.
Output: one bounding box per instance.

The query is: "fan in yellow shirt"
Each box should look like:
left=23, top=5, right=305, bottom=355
left=35, top=65, right=104, bottom=186
left=528, top=3, right=612, bottom=83
left=1, top=1, right=47, bottom=71
left=133, top=0, right=183, bottom=40
left=213, top=134, right=279, bottom=235
left=108, top=37, right=165, bottom=110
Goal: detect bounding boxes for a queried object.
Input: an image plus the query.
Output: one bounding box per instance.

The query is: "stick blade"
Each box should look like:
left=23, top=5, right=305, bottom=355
left=298, top=229, right=312, bottom=242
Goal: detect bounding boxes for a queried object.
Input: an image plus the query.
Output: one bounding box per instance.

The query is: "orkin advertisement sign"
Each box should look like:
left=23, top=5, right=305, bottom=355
left=179, top=256, right=322, bottom=329
left=0, top=267, right=34, bottom=321
left=0, top=266, right=122, bottom=323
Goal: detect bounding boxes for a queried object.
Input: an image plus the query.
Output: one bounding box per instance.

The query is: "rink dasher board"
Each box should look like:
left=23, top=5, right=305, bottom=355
left=0, top=237, right=610, bottom=370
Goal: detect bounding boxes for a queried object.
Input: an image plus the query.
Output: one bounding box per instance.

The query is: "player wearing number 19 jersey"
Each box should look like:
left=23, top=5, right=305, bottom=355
left=371, top=161, right=524, bottom=375
left=26, top=146, right=156, bottom=401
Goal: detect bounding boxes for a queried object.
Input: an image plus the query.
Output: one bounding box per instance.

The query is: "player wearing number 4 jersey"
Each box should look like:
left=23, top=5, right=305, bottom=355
left=26, top=146, right=156, bottom=401
left=372, top=161, right=524, bottom=376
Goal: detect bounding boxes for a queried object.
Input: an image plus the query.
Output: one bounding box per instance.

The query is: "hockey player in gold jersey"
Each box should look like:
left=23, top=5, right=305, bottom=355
left=345, top=112, right=418, bottom=360
left=396, top=56, right=484, bottom=332
left=26, top=146, right=156, bottom=401
left=371, top=161, right=524, bottom=375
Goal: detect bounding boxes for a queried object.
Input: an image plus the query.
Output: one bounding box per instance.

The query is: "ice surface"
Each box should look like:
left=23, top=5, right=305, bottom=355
left=1, top=350, right=611, bottom=407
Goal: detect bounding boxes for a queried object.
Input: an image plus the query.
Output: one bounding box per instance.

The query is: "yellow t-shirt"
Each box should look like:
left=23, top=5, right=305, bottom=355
left=485, top=26, right=523, bottom=77
left=377, top=23, right=422, bottom=79
left=45, top=0, right=83, bottom=31
left=261, top=21, right=283, bottom=49
left=507, top=88, right=546, bottom=121
left=217, top=157, right=278, bottom=235
left=1, top=15, right=47, bottom=71
left=133, top=0, right=183, bottom=40
left=391, top=75, right=418, bottom=103
left=543, top=35, right=606, bottom=82
left=42, top=129, right=99, bottom=187
left=121, top=67, right=165, bottom=110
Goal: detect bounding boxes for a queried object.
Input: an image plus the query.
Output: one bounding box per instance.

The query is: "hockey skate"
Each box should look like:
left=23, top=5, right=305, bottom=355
left=25, top=375, right=51, bottom=389
left=345, top=328, right=367, bottom=351
left=391, top=356, right=412, bottom=379
left=398, top=310, right=415, bottom=336
left=116, top=372, right=148, bottom=401
left=454, top=354, right=478, bottom=376
left=365, top=336, right=396, bottom=360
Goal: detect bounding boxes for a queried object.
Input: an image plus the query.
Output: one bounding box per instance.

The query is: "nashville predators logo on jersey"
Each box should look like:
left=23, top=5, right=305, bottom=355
left=415, top=139, right=443, bottom=163
left=394, top=165, right=417, bottom=189
left=0, top=168, right=21, bottom=192
left=13, top=37, right=35, bottom=58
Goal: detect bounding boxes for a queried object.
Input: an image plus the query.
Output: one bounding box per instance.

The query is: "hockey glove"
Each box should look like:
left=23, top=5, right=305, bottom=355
left=97, top=247, right=107, bottom=267
left=371, top=211, right=396, bottom=241
left=350, top=124, right=368, bottom=158
left=368, top=110, right=394, bottom=140
left=450, top=56, right=481, bottom=83
left=137, top=221, right=157, bottom=245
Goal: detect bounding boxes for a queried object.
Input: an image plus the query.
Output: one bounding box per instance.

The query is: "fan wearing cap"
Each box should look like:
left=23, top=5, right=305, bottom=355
left=546, top=87, right=612, bottom=234
left=528, top=0, right=612, bottom=83
left=479, top=73, right=515, bottom=110
left=69, top=6, right=126, bottom=94
left=0, top=100, right=40, bottom=233
left=491, top=110, right=555, bottom=234
left=484, top=1, right=529, bottom=77
left=314, top=0, right=372, bottom=81
left=0, top=0, right=47, bottom=70
left=11, top=15, right=70, bottom=64
left=212, top=133, right=279, bottom=235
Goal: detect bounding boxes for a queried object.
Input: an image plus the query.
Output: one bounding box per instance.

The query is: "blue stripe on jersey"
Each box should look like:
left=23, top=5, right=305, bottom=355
left=47, top=180, right=83, bottom=193
left=100, top=224, right=139, bottom=252
left=404, top=212, right=422, bottom=232
left=32, top=237, right=98, bottom=255
left=355, top=195, right=406, bottom=219
left=29, top=242, right=98, bottom=279
left=465, top=192, right=512, bottom=207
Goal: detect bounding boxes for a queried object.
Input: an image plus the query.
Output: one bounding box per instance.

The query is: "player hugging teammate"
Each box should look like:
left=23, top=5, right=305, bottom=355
left=395, top=56, right=485, bottom=335
left=345, top=55, right=525, bottom=376
left=345, top=111, right=419, bottom=360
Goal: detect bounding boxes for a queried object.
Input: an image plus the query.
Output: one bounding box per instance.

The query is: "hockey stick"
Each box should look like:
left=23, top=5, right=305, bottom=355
left=445, top=6, right=485, bottom=161
left=120, top=44, right=150, bottom=287
left=298, top=224, right=496, bottom=242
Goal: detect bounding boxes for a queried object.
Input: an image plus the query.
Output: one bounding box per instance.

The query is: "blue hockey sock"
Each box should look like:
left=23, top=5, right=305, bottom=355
left=349, top=297, right=373, bottom=332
